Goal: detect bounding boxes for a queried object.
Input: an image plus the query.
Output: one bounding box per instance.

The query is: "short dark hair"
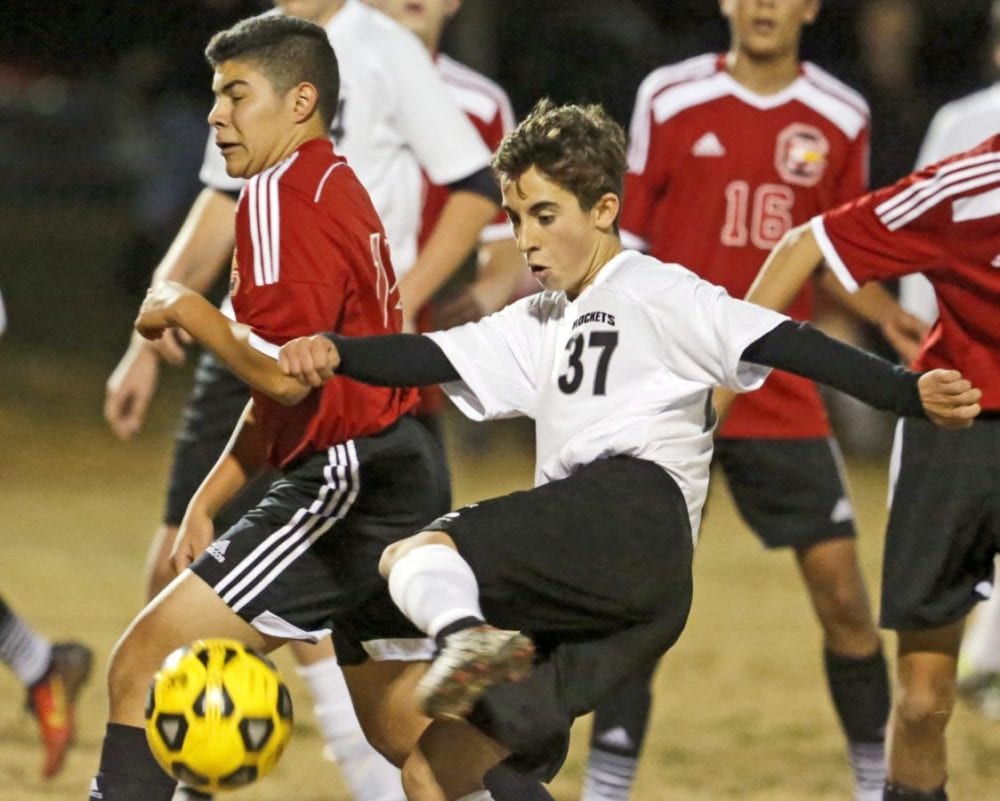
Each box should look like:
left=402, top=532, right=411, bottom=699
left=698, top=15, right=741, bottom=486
left=492, top=99, right=627, bottom=224
left=205, top=14, right=339, bottom=129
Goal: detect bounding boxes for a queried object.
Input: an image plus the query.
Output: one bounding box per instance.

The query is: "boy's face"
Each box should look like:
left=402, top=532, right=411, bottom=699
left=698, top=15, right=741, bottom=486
left=369, top=0, right=460, bottom=46
left=721, top=0, right=820, bottom=60
left=209, top=60, right=297, bottom=179
left=501, top=166, right=616, bottom=298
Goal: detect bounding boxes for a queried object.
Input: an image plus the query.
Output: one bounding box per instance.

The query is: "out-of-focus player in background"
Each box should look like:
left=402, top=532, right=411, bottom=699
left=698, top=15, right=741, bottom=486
left=100, top=2, right=499, bottom=800
left=744, top=133, right=1000, bottom=801
left=583, top=2, right=924, bottom=800
left=901, top=0, right=1000, bottom=720
left=1, top=292, right=94, bottom=780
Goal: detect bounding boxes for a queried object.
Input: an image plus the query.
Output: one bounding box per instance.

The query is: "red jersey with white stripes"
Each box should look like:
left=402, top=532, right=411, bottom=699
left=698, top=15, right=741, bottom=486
left=418, top=53, right=515, bottom=249
left=623, top=54, right=870, bottom=438
left=231, top=138, right=418, bottom=469
left=814, top=135, right=1000, bottom=411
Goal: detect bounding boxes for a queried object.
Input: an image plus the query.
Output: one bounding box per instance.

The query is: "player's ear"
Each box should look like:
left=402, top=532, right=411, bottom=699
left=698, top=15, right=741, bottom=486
left=592, top=192, right=620, bottom=230
left=718, top=0, right=734, bottom=20
left=289, top=82, right=320, bottom=123
left=803, top=0, right=821, bottom=25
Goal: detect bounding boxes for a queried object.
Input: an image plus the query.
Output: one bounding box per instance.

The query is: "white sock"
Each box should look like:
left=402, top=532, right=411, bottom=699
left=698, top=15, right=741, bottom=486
left=848, top=741, right=886, bottom=801
left=297, top=656, right=405, bottom=801
left=388, top=544, right=483, bottom=638
left=457, top=792, right=494, bottom=801
left=0, top=609, right=51, bottom=686
left=961, top=572, right=1000, bottom=674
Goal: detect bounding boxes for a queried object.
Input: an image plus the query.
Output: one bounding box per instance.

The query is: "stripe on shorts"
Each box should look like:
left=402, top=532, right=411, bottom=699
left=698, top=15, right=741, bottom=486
left=213, top=441, right=361, bottom=613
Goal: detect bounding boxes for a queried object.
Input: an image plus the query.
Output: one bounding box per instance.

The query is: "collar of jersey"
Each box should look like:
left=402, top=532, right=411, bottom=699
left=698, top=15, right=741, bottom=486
left=717, top=69, right=806, bottom=110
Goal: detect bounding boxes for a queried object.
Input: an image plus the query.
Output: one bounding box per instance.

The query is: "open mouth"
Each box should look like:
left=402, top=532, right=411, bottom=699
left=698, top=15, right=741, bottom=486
left=751, top=18, right=777, bottom=34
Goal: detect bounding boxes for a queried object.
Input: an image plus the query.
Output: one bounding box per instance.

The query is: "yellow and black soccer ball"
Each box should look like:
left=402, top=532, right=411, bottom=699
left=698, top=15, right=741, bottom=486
left=145, top=638, right=293, bottom=793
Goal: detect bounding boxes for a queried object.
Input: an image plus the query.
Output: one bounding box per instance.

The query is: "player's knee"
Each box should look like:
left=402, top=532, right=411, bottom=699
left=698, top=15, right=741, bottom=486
left=894, top=677, right=956, bottom=735
left=106, top=631, right=154, bottom=714
left=378, top=530, right=455, bottom=578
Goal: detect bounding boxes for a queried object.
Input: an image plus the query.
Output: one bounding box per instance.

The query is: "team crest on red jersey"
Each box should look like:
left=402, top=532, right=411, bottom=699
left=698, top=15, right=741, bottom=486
left=229, top=253, right=240, bottom=296
left=775, top=124, right=829, bottom=187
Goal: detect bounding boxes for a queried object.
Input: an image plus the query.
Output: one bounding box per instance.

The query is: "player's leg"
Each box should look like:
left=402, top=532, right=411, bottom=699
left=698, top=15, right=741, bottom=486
left=884, top=623, right=962, bottom=799
left=582, top=662, right=655, bottom=801
left=0, top=594, right=93, bottom=778
left=878, top=417, right=1000, bottom=800
left=955, top=564, right=1000, bottom=717
left=89, top=571, right=283, bottom=801
left=717, top=437, right=888, bottom=801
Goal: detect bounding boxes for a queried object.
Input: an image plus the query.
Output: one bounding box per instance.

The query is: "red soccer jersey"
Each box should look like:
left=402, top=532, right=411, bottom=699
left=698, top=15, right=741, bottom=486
left=623, top=54, right=870, bottom=438
left=230, top=138, right=418, bottom=469
left=418, top=53, right=514, bottom=249
left=814, top=135, right=1000, bottom=411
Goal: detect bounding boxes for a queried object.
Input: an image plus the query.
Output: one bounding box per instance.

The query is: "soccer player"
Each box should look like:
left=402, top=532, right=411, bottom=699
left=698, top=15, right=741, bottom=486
left=905, top=0, right=1000, bottom=715
left=84, top=16, right=452, bottom=801
left=589, top=2, right=921, bottom=797
left=273, top=99, right=979, bottom=801
left=742, top=134, right=1000, bottom=801
left=101, top=1, right=498, bottom=797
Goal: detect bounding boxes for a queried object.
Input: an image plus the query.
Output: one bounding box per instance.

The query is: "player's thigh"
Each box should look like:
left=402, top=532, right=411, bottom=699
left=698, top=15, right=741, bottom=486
left=343, top=659, right=430, bottom=765
left=440, top=455, right=694, bottom=635
left=881, top=418, right=1000, bottom=630
left=413, top=719, right=510, bottom=799
left=714, top=436, right=856, bottom=548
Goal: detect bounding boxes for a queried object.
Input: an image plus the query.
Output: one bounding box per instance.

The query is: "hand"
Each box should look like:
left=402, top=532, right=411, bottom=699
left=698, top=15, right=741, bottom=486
left=104, top=338, right=160, bottom=440
left=171, top=507, right=215, bottom=575
left=150, top=327, right=194, bottom=366
left=135, top=282, right=193, bottom=341
left=918, top=369, right=982, bottom=429
left=433, top=287, right=488, bottom=329
left=881, top=309, right=928, bottom=367
left=278, top=335, right=341, bottom=387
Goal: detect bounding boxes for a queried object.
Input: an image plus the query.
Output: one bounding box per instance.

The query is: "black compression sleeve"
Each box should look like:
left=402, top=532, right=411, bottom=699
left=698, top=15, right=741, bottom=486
left=446, top=166, right=499, bottom=203
left=741, top=320, right=926, bottom=418
left=322, top=333, right=460, bottom=387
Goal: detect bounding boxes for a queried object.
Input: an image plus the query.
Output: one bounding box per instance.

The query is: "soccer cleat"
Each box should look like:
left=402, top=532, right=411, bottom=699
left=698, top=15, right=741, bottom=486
left=28, top=641, right=94, bottom=778
left=416, top=625, right=535, bottom=720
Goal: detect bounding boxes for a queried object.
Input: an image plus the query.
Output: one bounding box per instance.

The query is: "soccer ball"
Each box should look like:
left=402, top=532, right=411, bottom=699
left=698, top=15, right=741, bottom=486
left=145, top=638, right=293, bottom=792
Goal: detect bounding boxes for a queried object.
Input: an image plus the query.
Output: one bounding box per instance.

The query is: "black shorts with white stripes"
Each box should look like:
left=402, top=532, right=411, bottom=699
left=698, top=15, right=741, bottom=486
left=190, top=416, right=451, bottom=639
left=713, top=436, right=856, bottom=549
left=880, top=416, right=1000, bottom=630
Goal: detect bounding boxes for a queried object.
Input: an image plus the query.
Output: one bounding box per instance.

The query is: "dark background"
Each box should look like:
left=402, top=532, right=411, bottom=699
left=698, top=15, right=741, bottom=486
left=0, top=0, right=994, bottom=362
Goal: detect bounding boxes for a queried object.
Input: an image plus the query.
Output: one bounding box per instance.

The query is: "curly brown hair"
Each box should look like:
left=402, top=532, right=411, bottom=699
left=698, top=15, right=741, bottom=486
left=492, top=99, right=627, bottom=224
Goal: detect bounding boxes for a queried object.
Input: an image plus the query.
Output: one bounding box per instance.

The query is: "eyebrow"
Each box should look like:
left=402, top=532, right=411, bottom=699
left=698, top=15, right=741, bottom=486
left=217, top=78, right=250, bottom=95
left=502, top=200, right=559, bottom=216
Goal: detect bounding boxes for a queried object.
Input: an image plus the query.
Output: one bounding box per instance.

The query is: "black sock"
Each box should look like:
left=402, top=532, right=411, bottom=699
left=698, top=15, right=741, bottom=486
left=884, top=782, right=948, bottom=800
left=89, top=723, right=176, bottom=801
left=434, top=615, right=485, bottom=650
left=583, top=664, right=654, bottom=801
left=825, top=646, right=890, bottom=743
left=484, top=763, right=555, bottom=800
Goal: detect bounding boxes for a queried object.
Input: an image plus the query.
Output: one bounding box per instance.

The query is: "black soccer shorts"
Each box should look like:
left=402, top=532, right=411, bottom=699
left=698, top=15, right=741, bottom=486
left=713, top=436, right=857, bottom=549
left=191, top=416, right=451, bottom=639
left=334, top=455, right=694, bottom=779
left=880, top=416, right=1000, bottom=630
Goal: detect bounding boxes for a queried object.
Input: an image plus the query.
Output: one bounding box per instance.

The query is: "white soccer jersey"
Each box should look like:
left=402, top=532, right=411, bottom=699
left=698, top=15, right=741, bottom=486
left=427, top=250, right=787, bottom=539
left=902, top=82, right=1000, bottom=322
left=199, top=0, right=491, bottom=274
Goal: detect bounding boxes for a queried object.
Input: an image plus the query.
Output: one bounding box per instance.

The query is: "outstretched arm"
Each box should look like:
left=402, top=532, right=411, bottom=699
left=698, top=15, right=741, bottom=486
left=134, top=281, right=311, bottom=406
left=278, top=333, right=459, bottom=388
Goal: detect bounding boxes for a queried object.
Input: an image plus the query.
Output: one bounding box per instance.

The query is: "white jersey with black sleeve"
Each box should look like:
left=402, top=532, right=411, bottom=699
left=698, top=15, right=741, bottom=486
left=426, top=250, right=788, bottom=539
left=199, top=0, right=491, bottom=275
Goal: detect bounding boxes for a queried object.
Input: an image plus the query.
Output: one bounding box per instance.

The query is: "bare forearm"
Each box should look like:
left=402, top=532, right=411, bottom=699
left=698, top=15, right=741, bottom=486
left=819, top=271, right=896, bottom=326
left=190, top=401, right=265, bottom=518
left=745, top=224, right=824, bottom=312
left=398, top=191, right=499, bottom=317
left=473, top=239, right=527, bottom=313
left=150, top=188, right=236, bottom=293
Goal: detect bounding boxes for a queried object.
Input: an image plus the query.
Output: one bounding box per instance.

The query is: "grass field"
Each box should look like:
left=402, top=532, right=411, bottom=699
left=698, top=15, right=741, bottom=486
left=1, top=348, right=997, bottom=800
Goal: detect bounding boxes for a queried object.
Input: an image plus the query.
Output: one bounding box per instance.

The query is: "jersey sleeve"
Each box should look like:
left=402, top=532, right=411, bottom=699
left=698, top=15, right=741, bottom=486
left=810, top=182, right=944, bottom=292
left=620, top=75, right=669, bottom=251
left=384, top=31, right=491, bottom=186
left=198, top=130, right=245, bottom=194
left=650, top=272, right=787, bottom=391
left=424, top=297, right=540, bottom=420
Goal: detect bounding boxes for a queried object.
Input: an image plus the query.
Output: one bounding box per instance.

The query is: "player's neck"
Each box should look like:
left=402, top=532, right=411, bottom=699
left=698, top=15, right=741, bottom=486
left=311, top=0, right=347, bottom=28
left=724, top=49, right=800, bottom=96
